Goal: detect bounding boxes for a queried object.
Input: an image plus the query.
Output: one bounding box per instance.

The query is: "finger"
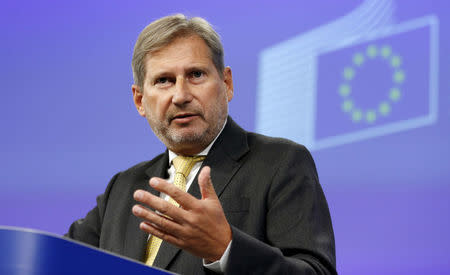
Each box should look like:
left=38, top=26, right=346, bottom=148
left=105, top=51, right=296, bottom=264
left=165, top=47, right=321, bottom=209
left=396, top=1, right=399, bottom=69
left=198, top=166, right=218, bottom=200
left=139, top=221, right=184, bottom=248
left=149, top=178, right=198, bottom=210
left=133, top=189, right=186, bottom=222
left=132, top=204, right=185, bottom=236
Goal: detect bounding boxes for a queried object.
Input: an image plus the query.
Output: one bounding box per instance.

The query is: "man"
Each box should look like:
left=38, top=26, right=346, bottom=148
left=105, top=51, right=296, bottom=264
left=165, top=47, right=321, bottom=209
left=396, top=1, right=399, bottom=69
left=67, top=14, right=337, bottom=274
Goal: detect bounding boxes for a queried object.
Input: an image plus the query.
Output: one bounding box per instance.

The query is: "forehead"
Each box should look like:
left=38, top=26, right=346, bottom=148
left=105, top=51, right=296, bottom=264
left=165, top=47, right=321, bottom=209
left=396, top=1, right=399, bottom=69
left=145, top=35, right=213, bottom=73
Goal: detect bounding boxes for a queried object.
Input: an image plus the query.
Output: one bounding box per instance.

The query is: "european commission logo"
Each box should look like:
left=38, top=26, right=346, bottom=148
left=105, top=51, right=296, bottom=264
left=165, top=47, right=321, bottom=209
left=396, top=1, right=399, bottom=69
left=336, top=44, right=405, bottom=125
left=256, top=3, right=439, bottom=151
left=313, top=17, right=438, bottom=149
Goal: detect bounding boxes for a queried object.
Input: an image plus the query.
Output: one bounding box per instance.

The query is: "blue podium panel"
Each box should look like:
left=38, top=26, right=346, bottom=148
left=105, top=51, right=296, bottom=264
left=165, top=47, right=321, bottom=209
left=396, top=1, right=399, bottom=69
left=0, top=226, right=173, bottom=275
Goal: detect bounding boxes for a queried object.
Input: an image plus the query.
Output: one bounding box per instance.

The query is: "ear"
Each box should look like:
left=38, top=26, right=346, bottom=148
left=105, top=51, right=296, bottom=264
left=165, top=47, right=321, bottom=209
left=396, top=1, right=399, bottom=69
left=223, top=67, right=234, bottom=102
left=132, top=84, right=146, bottom=117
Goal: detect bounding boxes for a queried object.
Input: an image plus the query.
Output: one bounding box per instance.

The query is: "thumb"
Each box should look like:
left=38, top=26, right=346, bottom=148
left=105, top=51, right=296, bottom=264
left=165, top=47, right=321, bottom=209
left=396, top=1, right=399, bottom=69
left=198, top=166, right=217, bottom=200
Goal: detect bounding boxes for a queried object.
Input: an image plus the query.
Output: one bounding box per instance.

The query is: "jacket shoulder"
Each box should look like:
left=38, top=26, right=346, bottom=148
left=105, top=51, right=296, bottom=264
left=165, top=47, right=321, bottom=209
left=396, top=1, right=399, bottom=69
left=246, top=131, right=310, bottom=156
left=118, top=152, right=166, bottom=176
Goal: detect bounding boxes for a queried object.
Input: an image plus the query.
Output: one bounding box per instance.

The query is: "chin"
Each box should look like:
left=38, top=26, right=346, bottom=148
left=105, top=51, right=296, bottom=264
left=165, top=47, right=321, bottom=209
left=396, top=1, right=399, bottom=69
left=160, top=122, right=222, bottom=153
left=167, top=129, right=208, bottom=145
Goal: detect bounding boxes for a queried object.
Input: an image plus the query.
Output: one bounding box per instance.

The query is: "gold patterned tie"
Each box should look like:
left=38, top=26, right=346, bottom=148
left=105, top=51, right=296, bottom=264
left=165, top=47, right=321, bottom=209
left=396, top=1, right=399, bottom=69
left=145, top=155, right=206, bottom=266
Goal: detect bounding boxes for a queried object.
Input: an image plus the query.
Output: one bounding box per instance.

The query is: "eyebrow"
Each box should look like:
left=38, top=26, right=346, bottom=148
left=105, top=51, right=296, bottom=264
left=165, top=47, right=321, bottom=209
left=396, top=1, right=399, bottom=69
left=149, top=64, right=210, bottom=78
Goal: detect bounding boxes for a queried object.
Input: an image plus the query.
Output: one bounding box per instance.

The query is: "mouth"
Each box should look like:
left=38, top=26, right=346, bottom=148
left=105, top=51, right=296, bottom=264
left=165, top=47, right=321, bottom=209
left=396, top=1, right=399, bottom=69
left=171, top=113, right=199, bottom=123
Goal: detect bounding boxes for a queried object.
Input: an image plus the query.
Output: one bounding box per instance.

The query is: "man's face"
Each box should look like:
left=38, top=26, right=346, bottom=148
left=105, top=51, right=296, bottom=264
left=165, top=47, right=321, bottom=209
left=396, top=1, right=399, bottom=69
left=132, top=35, right=233, bottom=155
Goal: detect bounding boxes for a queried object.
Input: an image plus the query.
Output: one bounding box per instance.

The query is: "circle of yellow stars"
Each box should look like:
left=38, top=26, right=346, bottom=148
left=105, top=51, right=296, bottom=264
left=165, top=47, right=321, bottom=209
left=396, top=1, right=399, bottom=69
left=339, top=44, right=405, bottom=123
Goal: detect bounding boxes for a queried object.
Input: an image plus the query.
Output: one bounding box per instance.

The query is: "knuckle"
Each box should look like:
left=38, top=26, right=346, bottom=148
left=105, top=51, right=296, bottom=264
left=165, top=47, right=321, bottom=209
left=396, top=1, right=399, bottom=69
left=147, top=210, right=157, bottom=222
left=177, top=239, right=186, bottom=248
left=190, top=201, right=202, bottom=212
left=159, top=215, right=168, bottom=228
left=187, top=214, right=200, bottom=225
left=170, top=188, right=182, bottom=201
left=140, top=192, right=151, bottom=204
left=159, top=202, right=170, bottom=214
left=158, top=230, right=167, bottom=240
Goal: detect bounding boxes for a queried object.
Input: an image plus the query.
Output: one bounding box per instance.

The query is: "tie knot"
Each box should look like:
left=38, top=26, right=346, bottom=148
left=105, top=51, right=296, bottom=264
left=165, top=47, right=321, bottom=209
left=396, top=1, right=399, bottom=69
left=172, top=155, right=206, bottom=178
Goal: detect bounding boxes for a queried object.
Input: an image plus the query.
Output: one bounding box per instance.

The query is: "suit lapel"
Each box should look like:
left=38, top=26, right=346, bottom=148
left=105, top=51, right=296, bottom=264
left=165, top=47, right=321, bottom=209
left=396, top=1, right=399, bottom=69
left=207, top=117, right=249, bottom=198
left=153, top=117, right=249, bottom=269
left=123, top=152, right=169, bottom=261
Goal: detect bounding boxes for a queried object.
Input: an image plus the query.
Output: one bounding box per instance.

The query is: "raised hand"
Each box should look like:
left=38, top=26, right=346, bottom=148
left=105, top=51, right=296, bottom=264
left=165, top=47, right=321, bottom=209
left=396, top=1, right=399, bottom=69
left=132, top=166, right=232, bottom=262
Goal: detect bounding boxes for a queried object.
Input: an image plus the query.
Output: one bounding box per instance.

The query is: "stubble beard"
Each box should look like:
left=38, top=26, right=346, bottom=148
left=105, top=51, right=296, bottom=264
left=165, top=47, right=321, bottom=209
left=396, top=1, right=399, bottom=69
left=147, top=98, right=228, bottom=154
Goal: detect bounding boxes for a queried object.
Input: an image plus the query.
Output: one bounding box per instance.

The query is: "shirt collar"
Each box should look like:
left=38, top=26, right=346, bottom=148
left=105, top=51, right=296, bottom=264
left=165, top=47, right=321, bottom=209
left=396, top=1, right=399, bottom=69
left=168, top=118, right=227, bottom=164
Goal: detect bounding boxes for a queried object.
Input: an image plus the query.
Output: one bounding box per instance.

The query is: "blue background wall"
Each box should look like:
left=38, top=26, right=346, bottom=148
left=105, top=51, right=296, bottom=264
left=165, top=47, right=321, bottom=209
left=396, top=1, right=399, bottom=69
left=1, top=0, right=449, bottom=273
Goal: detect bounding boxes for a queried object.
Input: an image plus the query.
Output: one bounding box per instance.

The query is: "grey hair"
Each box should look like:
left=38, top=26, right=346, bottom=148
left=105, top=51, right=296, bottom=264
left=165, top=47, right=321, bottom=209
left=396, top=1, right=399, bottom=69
left=131, top=14, right=225, bottom=89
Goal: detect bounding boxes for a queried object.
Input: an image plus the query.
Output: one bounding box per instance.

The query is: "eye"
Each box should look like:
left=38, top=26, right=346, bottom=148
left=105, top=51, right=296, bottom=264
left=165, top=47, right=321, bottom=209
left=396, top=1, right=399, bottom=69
left=191, top=71, right=204, bottom=78
left=155, top=77, right=169, bottom=84
left=154, top=76, right=175, bottom=88
left=189, top=70, right=206, bottom=83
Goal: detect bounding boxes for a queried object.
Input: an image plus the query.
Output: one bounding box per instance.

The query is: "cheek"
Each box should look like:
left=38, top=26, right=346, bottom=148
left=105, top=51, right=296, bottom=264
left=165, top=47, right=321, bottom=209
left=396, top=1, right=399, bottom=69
left=141, top=96, right=154, bottom=117
left=202, top=83, right=226, bottom=102
left=144, top=94, right=169, bottom=119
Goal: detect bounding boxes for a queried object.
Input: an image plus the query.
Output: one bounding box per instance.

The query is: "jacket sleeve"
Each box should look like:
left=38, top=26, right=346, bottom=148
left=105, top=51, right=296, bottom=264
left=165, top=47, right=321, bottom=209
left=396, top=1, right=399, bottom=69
left=225, top=148, right=337, bottom=275
left=64, top=172, right=120, bottom=247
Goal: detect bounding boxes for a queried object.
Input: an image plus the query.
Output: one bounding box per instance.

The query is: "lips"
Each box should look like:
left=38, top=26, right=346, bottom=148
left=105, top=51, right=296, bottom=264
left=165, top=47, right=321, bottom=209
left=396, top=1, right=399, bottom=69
left=170, top=113, right=199, bottom=123
left=173, top=113, right=196, bottom=119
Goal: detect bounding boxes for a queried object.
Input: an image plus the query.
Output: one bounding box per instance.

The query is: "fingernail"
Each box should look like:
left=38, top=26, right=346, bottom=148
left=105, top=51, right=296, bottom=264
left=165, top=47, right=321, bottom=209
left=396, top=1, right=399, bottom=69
left=133, top=205, right=141, bottom=214
left=150, top=178, right=159, bottom=187
left=134, top=190, right=143, bottom=200
left=141, top=222, right=150, bottom=230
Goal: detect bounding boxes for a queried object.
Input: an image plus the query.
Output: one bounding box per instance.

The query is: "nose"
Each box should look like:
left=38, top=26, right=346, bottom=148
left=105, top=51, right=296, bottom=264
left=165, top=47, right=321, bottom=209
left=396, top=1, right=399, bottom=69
left=172, top=77, right=193, bottom=106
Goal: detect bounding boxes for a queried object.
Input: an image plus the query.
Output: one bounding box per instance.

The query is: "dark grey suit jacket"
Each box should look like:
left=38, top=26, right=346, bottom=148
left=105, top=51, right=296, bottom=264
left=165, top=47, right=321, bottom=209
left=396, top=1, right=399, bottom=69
left=67, top=117, right=337, bottom=274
